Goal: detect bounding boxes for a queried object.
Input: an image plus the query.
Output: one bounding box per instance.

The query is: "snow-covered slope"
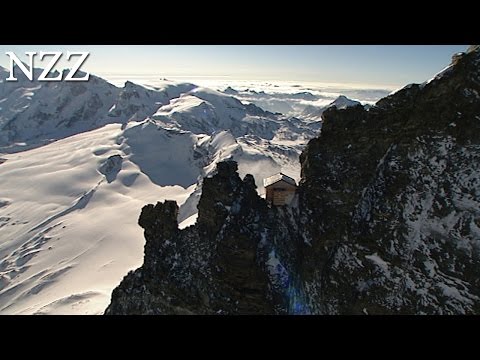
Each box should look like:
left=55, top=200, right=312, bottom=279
left=0, top=124, right=195, bottom=314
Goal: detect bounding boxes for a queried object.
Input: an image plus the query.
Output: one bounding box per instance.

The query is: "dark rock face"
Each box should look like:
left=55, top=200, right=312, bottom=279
left=98, top=155, right=123, bottom=183
left=106, top=47, right=480, bottom=315
left=105, top=161, right=302, bottom=314
left=299, top=47, right=480, bottom=314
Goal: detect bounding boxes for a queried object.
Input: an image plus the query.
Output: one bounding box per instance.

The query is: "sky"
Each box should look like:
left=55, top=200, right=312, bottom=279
left=0, top=45, right=469, bottom=88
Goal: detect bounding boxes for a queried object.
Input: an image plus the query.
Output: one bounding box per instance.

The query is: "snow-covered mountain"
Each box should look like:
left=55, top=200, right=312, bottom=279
left=0, top=66, right=327, bottom=314
left=301, top=95, right=362, bottom=121
left=0, top=123, right=197, bottom=314
left=0, top=65, right=199, bottom=152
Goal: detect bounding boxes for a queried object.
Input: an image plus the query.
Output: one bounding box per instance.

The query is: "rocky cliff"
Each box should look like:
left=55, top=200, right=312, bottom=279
left=105, top=161, right=302, bottom=314
left=105, top=46, right=480, bottom=315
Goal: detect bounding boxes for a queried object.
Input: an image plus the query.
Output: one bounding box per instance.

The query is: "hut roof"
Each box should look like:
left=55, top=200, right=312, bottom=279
left=263, top=173, right=297, bottom=188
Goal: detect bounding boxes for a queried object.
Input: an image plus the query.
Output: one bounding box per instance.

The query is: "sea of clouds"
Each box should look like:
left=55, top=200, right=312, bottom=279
left=103, top=75, right=397, bottom=118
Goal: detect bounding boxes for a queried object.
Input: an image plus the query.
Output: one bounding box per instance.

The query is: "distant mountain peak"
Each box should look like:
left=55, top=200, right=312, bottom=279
left=329, top=95, right=361, bottom=109
left=223, top=86, right=238, bottom=95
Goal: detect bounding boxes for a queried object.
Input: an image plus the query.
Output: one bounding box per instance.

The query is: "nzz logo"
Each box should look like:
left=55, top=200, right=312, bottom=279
left=5, top=51, right=90, bottom=82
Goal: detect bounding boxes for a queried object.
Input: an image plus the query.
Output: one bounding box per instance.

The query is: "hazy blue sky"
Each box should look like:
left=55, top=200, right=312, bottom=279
left=0, top=45, right=468, bottom=87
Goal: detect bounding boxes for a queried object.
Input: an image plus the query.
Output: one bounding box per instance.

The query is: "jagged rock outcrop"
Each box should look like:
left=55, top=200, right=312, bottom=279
left=105, top=161, right=303, bottom=314
left=106, top=46, right=480, bottom=315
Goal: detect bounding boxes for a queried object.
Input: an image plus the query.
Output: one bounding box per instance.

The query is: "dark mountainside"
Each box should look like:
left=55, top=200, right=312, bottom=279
left=105, top=46, right=480, bottom=315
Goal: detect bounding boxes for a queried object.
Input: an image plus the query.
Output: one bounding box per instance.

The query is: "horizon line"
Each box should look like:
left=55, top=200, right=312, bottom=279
left=97, top=73, right=401, bottom=90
